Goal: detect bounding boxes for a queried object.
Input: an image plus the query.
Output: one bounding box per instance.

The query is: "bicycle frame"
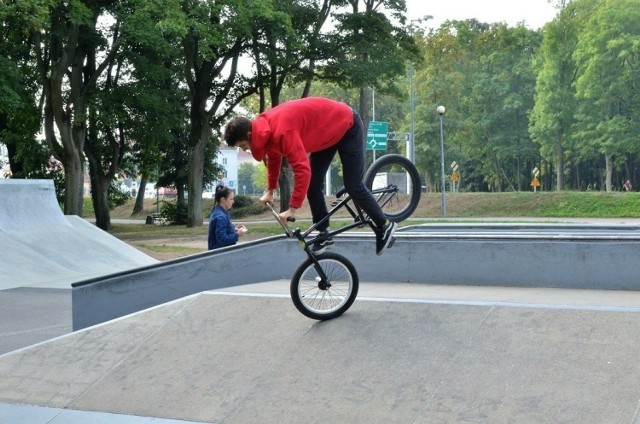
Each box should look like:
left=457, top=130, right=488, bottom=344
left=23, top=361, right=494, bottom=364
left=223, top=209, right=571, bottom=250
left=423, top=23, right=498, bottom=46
left=266, top=184, right=399, bottom=255
left=267, top=153, right=419, bottom=320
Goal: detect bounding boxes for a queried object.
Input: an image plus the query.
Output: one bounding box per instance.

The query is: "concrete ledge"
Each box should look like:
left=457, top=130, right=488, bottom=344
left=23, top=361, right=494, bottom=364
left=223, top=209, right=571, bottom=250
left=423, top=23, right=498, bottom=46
left=72, top=236, right=301, bottom=330
left=72, top=226, right=640, bottom=330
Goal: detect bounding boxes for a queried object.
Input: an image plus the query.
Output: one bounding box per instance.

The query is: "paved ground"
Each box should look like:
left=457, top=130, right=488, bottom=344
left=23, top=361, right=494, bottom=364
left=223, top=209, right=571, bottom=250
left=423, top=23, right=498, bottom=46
left=0, top=288, right=71, bottom=355
left=2, top=281, right=640, bottom=423
left=4, top=181, right=640, bottom=423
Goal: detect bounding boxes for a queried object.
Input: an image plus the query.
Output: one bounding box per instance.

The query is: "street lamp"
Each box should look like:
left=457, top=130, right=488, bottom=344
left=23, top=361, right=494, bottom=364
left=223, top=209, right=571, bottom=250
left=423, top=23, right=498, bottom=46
left=437, top=105, right=446, bottom=216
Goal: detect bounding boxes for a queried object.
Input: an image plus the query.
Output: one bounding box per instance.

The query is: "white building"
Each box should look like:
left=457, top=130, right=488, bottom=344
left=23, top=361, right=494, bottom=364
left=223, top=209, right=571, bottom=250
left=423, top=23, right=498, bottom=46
left=0, top=143, right=10, bottom=178
left=204, top=146, right=239, bottom=197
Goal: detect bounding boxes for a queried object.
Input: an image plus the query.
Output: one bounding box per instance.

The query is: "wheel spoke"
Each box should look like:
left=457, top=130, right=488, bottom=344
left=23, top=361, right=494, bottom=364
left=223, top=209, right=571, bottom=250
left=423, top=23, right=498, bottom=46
left=297, top=258, right=354, bottom=316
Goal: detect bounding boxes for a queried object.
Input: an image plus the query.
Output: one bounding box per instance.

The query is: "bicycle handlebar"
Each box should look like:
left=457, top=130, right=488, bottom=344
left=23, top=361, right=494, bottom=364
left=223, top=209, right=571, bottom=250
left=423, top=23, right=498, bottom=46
left=265, top=201, right=295, bottom=237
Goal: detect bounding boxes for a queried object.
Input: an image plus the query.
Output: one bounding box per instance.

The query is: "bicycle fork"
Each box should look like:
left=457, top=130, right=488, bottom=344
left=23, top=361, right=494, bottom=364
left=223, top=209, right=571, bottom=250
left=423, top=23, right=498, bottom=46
left=306, top=251, right=332, bottom=290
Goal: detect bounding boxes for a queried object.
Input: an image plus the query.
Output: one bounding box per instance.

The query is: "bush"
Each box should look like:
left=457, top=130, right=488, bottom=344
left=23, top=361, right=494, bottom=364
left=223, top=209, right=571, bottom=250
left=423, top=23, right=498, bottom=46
left=161, top=200, right=188, bottom=225
left=109, top=181, right=131, bottom=209
left=215, top=195, right=267, bottom=219
left=230, top=202, right=268, bottom=219
left=232, top=194, right=254, bottom=209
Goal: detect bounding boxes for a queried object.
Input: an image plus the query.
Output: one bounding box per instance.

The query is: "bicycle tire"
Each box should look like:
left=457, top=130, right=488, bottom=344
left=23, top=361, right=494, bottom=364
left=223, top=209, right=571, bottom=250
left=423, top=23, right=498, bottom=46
left=364, top=154, right=421, bottom=222
left=290, top=252, right=359, bottom=320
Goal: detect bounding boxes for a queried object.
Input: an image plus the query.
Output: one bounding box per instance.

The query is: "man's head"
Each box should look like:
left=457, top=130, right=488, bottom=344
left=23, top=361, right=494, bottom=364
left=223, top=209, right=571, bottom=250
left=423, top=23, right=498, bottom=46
left=223, top=116, right=252, bottom=151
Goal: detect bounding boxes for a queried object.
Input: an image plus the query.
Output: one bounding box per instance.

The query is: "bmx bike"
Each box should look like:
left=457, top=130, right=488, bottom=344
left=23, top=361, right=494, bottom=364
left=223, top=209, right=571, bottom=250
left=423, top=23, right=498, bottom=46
left=267, top=154, right=421, bottom=320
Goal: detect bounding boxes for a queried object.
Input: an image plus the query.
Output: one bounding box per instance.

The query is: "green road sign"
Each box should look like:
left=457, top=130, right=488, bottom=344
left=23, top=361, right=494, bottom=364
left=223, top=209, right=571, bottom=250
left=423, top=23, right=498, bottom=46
left=366, top=121, right=388, bottom=151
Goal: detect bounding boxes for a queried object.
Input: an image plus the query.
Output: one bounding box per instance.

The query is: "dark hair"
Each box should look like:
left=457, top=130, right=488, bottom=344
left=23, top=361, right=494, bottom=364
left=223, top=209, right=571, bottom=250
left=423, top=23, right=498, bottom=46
left=215, top=185, right=232, bottom=203
left=223, top=116, right=252, bottom=147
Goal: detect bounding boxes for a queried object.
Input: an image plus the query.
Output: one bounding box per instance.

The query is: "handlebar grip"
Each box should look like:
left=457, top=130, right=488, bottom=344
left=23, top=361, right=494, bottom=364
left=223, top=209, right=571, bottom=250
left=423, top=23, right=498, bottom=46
left=287, top=217, right=296, bottom=222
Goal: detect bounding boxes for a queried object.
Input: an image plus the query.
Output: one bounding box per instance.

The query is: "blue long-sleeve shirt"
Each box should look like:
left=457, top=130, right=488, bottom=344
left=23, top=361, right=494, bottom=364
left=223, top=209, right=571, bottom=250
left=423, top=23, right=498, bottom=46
left=208, top=205, right=239, bottom=250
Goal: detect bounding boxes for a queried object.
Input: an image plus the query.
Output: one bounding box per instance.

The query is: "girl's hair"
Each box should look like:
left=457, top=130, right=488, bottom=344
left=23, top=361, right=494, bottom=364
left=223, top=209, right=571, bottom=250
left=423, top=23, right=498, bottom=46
left=215, top=185, right=232, bottom=203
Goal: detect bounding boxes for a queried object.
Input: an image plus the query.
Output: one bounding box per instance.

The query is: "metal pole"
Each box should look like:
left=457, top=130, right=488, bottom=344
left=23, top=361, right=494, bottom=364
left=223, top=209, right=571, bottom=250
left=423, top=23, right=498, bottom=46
left=439, top=113, right=446, bottom=216
left=408, top=64, right=415, bottom=194
left=409, top=65, right=415, bottom=164
left=372, top=89, right=376, bottom=163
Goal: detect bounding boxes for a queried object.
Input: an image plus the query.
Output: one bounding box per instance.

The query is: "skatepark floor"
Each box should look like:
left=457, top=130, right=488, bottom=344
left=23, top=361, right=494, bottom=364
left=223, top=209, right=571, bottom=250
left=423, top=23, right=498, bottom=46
left=2, top=281, right=640, bottom=423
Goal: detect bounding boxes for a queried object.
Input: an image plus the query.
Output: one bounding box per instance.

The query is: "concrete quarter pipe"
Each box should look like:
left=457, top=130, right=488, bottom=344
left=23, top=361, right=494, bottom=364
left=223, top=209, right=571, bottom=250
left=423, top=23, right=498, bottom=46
left=0, top=179, right=157, bottom=290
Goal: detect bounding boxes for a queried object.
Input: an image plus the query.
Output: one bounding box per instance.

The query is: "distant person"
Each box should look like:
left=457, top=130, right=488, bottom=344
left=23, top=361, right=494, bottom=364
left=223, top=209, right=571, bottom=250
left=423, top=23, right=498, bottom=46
left=624, top=180, right=632, bottom=191
left=208, top=185, right=247, bottom=250
left=222, top=97, right=397, bottom=256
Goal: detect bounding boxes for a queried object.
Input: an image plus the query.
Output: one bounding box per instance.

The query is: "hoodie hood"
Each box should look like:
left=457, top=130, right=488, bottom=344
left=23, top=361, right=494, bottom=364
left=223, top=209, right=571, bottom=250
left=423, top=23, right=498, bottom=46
left=249, top=116, right=272, bottom=161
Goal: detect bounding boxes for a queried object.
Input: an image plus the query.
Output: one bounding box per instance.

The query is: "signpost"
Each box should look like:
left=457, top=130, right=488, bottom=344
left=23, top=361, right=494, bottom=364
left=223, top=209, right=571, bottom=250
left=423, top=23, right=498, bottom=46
left=366, top=121, right=388, bottom=152
left=531, top=167, right=541, bottom=192
left=450, top=161, right=459, bottom=192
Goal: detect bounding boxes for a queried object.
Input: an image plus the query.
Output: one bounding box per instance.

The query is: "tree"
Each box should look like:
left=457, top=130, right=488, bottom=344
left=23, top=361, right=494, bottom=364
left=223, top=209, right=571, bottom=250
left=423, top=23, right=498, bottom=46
left=529, top=0, right=593, bottom=190
left=325, top=0, right=418, bottom=125
left=0, top=0, right=49, bottom=180
left=413, top=20, right=541, bottom=192
left=177, top=0, right=289, bottom=227
left=238, top=162, right=257, bottom=195
left=249, top=0, right=335, bottom=211
left=35, top=0, right=122, bottom=215
left=252, top=163, right=267, bottom=193
left=412, top=22, right=468, bottom=190
left=573, top=0, right=640, bottom=191
left=461, top=24, right=541, bottom=192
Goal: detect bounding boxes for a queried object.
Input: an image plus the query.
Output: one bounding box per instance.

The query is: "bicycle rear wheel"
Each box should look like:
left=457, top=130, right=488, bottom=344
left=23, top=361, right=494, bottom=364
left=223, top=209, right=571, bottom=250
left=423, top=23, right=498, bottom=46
left=290, top=252, right=359, bottom=320
left=364, top=154, right=421, bottom=222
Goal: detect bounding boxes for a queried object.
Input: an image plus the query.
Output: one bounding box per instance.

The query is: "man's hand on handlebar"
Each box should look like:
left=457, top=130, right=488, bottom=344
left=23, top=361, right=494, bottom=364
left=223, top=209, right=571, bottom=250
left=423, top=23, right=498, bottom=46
left=259, top=190, right=274, bottom=205
left=279, top=207, right=297, bottom=225
left=262, top=191, right=296, bottom=226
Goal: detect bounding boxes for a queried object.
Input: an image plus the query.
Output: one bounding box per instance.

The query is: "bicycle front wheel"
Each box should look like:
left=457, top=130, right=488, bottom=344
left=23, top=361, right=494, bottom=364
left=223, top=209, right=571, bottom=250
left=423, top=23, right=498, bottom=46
left=290, top=252, right=359, bottom=320
left=364, top=154, right=421, bottom=222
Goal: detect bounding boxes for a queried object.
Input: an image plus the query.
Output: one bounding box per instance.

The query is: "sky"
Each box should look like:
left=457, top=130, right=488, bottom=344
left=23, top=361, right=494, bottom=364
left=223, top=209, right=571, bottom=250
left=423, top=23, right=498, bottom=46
left=405, top=0, right=559, bottom=29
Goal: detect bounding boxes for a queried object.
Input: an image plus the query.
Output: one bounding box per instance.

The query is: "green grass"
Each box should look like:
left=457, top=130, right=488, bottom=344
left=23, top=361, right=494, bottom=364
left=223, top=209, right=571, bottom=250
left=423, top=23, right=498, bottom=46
left=100, top=191, right=640, bottom=220
left=99, top=191, right=640, bottom=260
left=134, top=244, right=204, bottom=255
left=417, top=192, right=640, bottom=218
left=103, top=191, right=640, bottom=241
left=109, top=223, right=209, bottom=239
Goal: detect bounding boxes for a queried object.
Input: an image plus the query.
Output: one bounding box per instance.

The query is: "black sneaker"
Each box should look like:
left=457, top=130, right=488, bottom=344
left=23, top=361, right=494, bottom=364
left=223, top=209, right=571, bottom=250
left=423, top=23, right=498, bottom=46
left=376, top=221, right=397, bottom=255
left=311, top=235, right=334, bottom=255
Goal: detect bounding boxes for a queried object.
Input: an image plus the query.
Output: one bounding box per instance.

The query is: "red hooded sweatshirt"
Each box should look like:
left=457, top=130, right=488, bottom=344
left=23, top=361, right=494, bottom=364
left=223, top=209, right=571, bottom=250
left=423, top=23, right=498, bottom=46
left=249, top=97, right=354, bottom=209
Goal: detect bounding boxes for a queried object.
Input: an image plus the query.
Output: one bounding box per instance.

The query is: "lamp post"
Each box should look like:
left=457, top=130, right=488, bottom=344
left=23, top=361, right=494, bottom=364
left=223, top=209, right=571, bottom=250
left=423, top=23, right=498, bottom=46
left=409, top=64, right=415, bottom=164
left=437, top=105, right=446, bottom=216
left=407, top=64, right=416, bottom=195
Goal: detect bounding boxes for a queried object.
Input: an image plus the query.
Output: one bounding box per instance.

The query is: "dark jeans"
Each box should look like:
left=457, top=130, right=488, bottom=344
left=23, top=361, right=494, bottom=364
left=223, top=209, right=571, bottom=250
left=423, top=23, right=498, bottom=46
left=307, top=109, right=387, bottom=232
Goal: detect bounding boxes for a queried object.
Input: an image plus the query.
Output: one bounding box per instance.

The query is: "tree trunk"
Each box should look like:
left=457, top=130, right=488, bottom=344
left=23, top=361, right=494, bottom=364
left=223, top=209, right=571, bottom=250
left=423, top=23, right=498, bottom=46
left=4, top=138, right=24, bottom=177
left=133, top=178, right=146, bottom=214
left=187, top=139, right=206, bottom=227
left=359, top=87, right=369, bottom=123
left=278, top=159, right=292, bottom=212
left=555, top=135, right=564, bottom=191
left=88, top=162, right=111, bottom=231
left=63, top=155, right=85, bottom=216
left=605, top=153, right=613, bottom=192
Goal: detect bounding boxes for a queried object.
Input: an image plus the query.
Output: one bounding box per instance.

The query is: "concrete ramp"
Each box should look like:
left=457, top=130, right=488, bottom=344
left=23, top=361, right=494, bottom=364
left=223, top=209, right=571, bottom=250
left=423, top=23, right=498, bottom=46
left=1, top=287, right=640, bottom=423
left=0, top=180, right=157, bottom=289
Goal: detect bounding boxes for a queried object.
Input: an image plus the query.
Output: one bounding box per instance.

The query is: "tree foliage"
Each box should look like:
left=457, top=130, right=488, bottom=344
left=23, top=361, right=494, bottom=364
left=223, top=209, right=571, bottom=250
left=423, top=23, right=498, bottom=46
left=3, top=0, right=640, bottom=240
